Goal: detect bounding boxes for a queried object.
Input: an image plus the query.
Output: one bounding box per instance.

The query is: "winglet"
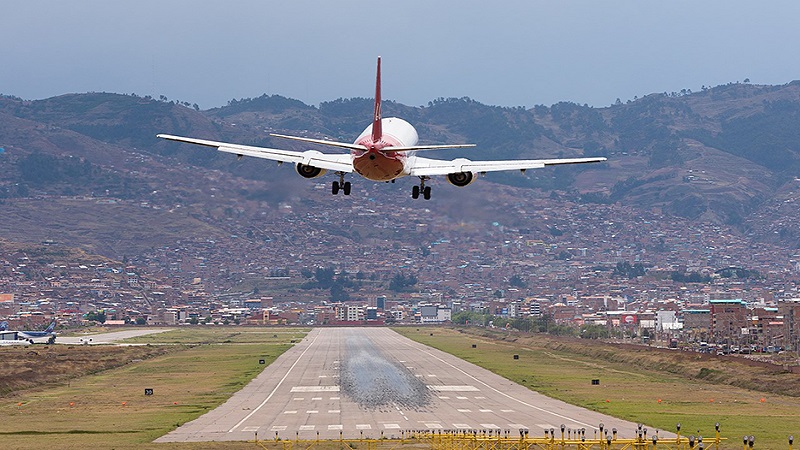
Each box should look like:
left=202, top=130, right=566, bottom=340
left=371, top=56, right=382, bottom=143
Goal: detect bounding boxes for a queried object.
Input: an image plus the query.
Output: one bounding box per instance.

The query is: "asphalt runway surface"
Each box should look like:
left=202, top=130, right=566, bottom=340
left=158, top=327, right=657, bottom=443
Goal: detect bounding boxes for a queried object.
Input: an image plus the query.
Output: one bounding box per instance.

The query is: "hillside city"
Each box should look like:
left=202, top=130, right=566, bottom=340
left=2, top=83, right=800, bottom=360
left=2, top=182, right=799, bottom=356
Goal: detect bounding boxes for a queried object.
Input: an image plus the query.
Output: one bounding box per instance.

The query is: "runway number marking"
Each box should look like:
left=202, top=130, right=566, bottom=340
left=299, top=425, right=315, bottom=431
left=480, top=423, right=499, bottom=428
left=242, top=426, right=260, bottom=432
left=270, top=426, right=287, bottom=431
left=454, top=423, right=471, bottom=429
left=383, top=424, right=401, bottom=429
left=328, top=425, right=343, bottom=430
left=356, top=424, right=372, bottom=430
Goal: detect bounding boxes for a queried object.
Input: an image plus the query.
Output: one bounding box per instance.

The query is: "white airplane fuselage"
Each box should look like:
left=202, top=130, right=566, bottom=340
left=156, top=56, right=608, bottom=200
left=351, top=117, right=418, bottom=181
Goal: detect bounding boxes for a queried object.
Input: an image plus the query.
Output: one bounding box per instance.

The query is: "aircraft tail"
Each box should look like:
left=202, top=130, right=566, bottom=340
left=45, top=321, right=56, bottom=333
left=371, top=56, right=382, bottom=143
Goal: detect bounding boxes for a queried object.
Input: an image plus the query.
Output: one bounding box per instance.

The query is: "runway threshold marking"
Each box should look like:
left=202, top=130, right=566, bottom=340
left=413, top=343, right=594, bottom=429
left=228, top=330, right=322, bottom=433
left=427, top=385, right=479, bottom=392
left=291, top=386, right=340, bottom=392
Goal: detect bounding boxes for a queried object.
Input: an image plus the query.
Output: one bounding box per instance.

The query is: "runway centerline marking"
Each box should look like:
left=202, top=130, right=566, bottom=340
left=228, top=330, right=321, bottom=433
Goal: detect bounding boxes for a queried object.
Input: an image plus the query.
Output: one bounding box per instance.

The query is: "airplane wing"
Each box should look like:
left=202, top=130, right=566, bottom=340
left=408, top=155, right=607, bottom=177
left=156, top=134, right=354, bottom=173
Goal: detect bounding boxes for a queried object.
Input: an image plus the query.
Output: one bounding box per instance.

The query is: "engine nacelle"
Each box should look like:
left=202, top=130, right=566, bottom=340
left=446, top=171, right=476, bottom=187
left=295, top=163, right=327, bottom=179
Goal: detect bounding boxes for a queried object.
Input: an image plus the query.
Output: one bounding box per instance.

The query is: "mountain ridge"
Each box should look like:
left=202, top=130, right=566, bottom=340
left=1, top=80, right=799, bottom=258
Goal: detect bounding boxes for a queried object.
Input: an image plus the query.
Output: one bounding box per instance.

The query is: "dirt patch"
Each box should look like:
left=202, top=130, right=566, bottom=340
left=0, top=345, right=175, bottom=396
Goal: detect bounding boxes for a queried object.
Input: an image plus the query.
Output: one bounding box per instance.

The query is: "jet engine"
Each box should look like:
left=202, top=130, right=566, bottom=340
left=446, top=171, right=476, bottom=187
left=295, top=163, right=327, bottom=179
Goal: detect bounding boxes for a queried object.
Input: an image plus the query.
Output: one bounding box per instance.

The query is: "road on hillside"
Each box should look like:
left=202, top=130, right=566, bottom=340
left=157, top=327, right=656, bottom=443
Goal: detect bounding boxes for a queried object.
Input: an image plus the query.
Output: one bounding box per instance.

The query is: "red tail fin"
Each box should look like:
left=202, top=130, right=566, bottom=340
left=371, top=57, right=382, bottom=143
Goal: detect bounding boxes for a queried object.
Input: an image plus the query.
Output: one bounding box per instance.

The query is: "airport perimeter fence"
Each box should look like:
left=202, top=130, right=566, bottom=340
left=250, top=426, right=799, bottom=450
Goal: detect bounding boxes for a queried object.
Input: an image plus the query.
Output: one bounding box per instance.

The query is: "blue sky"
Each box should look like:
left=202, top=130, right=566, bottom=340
left=3, top=1, right=800, bottom=109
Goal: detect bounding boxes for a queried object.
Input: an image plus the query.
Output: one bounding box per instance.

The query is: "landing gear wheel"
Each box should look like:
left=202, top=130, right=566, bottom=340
left=423, top=186, right=431, bottom=200
left=412, top=185, right=420, bottom=199
left=343, top=182, right=351, bottom=196
left=332, top=181, right=340, bottom=195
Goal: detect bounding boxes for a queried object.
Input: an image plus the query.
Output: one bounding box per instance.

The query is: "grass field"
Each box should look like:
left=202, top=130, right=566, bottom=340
left=0, top=327, right=307, bottom=450
left=394, top=327, right=799, bottom=449
left=3, top=326, right=797, bottom=449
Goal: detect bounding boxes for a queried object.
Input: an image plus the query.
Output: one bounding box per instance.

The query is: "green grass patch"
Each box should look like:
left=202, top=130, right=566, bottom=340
left=394, top=327, right=799, bottom=449
left=0, top=328, right=307, bottom=449
left=121, top=327, right=310, bottom=345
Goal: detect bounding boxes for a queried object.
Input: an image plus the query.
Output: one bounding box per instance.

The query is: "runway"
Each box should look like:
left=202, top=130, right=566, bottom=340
left=56, top=328, right=171, bottom=344
left=157, top=327, right=651, bottom=442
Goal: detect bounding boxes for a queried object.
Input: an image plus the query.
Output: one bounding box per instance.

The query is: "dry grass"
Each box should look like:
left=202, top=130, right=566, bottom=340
left=0, top=345, right=174, bottom=396
left=395, top=327, right=800, bottom=449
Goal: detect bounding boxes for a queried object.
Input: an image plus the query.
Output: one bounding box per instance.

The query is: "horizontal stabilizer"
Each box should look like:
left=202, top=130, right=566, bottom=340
left=270, top=133, right=367, bottom=151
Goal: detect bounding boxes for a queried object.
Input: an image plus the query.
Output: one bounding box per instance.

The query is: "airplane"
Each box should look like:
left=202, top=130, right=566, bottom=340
left=158, top=57, right=607, bottom=199
left=16, top=320, right=57, bottom=344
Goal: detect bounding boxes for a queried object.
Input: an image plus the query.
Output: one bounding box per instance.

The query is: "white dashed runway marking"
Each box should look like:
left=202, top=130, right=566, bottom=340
left=428, top=385, right=480, bottom=392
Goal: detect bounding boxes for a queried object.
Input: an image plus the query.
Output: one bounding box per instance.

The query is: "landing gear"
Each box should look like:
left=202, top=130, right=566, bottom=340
left=412, top=177, right=431, bottom=200
left=332, top=173, right=351, bottom=196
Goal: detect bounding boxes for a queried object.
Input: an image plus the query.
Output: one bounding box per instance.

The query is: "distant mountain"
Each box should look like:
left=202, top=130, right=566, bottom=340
left=1, top=81, right=799, bottom=256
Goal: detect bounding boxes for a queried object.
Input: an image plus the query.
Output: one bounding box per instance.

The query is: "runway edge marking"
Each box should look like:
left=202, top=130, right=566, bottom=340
left=397, top=331, right=595, bottom=429
left=228, top=330, right=321, bottom=433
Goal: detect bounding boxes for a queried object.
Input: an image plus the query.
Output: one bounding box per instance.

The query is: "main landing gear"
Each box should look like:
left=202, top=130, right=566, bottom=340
left=332, top=172, right=351, bottom=195
left=412, top=177, right=431, bottom=200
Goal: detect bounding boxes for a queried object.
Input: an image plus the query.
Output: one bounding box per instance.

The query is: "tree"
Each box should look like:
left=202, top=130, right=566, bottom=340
left=389, top=273, right=417, bottom=292
left=135, top=317, right=146, bottom=325
left=330, top=284, right=350, bottom=302
left=86, top=311, right=106, bottom=323
left=509, top=274, right=527, bottom=288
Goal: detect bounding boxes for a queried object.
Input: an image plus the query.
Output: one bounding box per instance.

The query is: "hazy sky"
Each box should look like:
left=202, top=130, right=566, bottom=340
left=3, top=1, right=800, bottom=109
